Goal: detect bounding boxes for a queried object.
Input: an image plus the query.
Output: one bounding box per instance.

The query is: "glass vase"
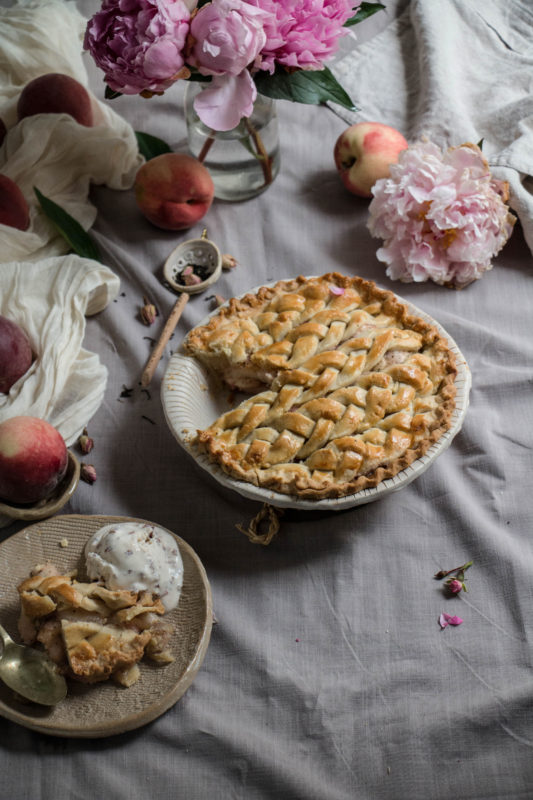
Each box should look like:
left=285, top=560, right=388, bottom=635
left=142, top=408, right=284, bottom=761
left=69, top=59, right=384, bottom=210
left=184, top=81, right=280, bottom=202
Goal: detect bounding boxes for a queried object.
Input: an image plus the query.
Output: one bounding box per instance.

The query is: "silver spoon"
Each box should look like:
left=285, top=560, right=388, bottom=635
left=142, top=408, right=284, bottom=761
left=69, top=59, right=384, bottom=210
left=0, top=623, right=67, bottom=706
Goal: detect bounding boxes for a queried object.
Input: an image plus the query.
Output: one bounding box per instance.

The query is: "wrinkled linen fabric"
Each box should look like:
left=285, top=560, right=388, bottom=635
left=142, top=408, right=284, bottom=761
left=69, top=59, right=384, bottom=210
left=330, top=0, right=533, bottom=257
left=0, top=0, right=143, bottom=262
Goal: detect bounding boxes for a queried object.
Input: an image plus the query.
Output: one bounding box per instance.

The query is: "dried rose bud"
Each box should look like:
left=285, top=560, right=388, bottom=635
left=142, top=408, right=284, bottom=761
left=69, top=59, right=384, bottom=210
left=140, top=296, right=157, bottom=326
left=183, top=272, right=202, bottom=286
left=222, top=254, right=238, bottom=270
left=80, top=464, right=97, bottom=484
left=211, top=294, right=226, bottom=309
left=446, top=578, right=463, bottom=594
left=78, top=428, right=93, bottom=455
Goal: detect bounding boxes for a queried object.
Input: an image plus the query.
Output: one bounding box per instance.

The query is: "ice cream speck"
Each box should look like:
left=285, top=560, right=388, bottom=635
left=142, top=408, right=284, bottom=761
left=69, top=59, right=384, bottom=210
left=84, top=522, right=183, bottom=611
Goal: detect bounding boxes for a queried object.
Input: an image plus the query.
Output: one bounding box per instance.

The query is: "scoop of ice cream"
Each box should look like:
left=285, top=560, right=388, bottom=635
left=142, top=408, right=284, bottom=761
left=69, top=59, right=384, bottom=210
left=84, top=522, right=183, bottom=611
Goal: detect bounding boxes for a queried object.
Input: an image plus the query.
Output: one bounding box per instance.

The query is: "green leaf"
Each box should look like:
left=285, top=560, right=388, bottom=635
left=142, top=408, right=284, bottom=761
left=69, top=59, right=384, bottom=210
left=477, top=138, right=484, bottom=150
left=34, top=187, right=101, bottom=262
left=255, top=66, right=357, bottom=112
left=345, top=2, right=386, bottom=26
left=135, top=130, right=173, bottom=161
left=105, top=85, right=122, bottom=100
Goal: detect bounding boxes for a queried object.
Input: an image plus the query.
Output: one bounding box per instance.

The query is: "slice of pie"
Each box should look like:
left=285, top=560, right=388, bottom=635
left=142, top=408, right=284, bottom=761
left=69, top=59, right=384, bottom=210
left=17, top=563, right=174, bottom=686
left=184, top=273, right=457, bottom=499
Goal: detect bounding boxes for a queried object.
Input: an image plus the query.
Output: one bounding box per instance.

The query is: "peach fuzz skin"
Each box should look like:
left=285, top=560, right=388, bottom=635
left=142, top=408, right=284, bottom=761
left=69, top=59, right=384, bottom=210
left=17, top=73, right=94, bottom=128
left=0, top=174, right=30, bottom=231
left=334, top=122, right=408, bottom=198
left=0, top=416, right=68, bottom=505
left=134, top=153, right=215, bottom=231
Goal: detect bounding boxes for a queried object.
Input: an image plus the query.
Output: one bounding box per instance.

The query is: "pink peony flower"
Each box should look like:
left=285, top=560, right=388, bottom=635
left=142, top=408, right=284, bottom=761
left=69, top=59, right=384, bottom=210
left=247, top=0, right=360, bottom=73
left=188, top=0, right=268, bottom=77
left=367, top=139, right=516, bottom=288
left=187, top=0, right=271, bottom=129
left=84, top=0, right=192, bottom=95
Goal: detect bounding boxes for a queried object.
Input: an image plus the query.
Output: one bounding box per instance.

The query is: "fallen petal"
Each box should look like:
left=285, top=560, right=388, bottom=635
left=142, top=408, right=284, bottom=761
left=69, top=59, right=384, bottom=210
left=439, top=612, right=463, bottom=629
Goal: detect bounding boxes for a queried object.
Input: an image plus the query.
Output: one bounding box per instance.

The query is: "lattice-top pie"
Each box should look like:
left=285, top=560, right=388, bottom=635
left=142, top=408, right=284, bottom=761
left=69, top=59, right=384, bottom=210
left=184, top=273, right=457, bottom=499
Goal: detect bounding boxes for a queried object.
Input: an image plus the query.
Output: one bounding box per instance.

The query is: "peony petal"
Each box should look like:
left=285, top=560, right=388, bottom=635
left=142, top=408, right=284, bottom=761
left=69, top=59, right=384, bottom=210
left=193, top=70, right=257, bottom=131
left=447, top=615, right=463, bottom=626
left=439, top=612, right=463, bottom=628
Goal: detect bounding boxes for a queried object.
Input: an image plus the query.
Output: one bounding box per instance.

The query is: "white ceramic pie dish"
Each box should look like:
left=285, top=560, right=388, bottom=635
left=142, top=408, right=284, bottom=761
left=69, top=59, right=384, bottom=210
left=161, top=282, right=471, bottom=511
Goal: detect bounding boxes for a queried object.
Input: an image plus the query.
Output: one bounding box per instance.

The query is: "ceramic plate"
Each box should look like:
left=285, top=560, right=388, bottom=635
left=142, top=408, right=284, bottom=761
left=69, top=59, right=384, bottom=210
left=0, top=515, right=212, bottom=737
left=162, top=283, right=471, bottom=511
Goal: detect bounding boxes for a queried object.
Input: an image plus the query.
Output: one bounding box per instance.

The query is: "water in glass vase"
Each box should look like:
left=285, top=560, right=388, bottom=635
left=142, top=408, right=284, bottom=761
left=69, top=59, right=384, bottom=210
left=185, top=87, right=280, bottom=202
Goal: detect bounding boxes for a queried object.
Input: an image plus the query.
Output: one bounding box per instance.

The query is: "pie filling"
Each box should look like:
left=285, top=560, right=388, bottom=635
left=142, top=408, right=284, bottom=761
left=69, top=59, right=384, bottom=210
left=183, top=273, right=457, bottom=499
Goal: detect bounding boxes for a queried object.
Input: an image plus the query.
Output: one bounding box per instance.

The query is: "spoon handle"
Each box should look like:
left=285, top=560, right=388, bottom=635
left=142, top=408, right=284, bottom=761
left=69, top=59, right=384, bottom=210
left=0, top=623, right=13, bottom=648
left=141, top=293, right=189, bottom=387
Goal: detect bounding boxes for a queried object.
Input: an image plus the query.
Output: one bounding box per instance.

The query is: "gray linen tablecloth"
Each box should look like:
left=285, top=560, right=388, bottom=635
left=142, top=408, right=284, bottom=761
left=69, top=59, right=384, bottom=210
left=2, top=1, right=533, bottom=798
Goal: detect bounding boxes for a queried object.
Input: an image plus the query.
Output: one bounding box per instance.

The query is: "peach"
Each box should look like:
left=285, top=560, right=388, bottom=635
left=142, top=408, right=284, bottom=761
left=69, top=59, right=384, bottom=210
left=17, top=72, right=93, bottom=127
left=0, top=316, right=33, bottom=394
left=0, top=174, right=30, bottom=231
left=134, top=153, right=214, bottom=230
left=0, top=416, right=68, bottom=504
left=334, top=122, right=408, bottom=198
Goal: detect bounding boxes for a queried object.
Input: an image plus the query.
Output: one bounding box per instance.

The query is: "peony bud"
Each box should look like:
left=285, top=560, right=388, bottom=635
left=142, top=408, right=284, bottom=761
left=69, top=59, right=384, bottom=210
left=222, top=254, right=238, bottom=270
left=78, top=428, right=94, bottom=455
left=80, top=464, right=97, bottom=485
left=140, top=297, right=157, bottom=326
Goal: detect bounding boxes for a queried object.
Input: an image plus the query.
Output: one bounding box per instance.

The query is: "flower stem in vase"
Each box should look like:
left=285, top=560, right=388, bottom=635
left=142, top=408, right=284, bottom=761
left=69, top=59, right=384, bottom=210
left=244, top=119, right=273, bottom=187
left=197, top=131, right=216, bottom=164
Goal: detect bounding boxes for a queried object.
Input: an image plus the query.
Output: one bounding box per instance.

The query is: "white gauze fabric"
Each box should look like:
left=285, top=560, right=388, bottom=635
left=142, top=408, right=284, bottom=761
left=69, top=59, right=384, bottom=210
left=0, top=256, right=119, bottom=446
left=0, top=0, right=143, bottom=262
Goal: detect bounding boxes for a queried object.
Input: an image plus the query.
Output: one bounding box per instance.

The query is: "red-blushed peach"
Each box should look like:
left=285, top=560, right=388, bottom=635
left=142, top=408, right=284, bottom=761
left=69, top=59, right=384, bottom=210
left=0, top=416, right=68, bottom=504
left=17, top=73, right=94, bottom=127
left=134, top=153, right=214, bottom=231
left=0, top=174, right=30, bottom=231
left=0, top=316, right=33, bottom=394
left=334, top=122, right=408, bottom=198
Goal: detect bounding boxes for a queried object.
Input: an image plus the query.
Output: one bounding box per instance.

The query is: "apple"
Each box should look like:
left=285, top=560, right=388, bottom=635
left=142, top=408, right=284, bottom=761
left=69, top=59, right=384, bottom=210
left=334, top=122, right=408, bottom=198
left=134, top=153, right=215, bottom=230
left=0, top=174, right=30, bottom=231
left=0, top=416, right=68, bottom=504
left=17, top=73, right=94, bottom=127
left=0, top=315, right=33, bottom=393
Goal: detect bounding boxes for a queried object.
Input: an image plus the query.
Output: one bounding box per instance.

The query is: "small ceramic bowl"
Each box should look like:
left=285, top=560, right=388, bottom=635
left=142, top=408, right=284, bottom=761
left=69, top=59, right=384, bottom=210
left=163, top=232, right=222, bottom=296
left=0, top=451, right=81, bottom=521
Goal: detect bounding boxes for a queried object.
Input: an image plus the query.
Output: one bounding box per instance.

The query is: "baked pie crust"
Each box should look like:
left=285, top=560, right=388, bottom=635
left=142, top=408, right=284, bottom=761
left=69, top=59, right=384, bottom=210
left=184, top=273, right=457, bottom=499
left=17, top=563, right=174, bottom=686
